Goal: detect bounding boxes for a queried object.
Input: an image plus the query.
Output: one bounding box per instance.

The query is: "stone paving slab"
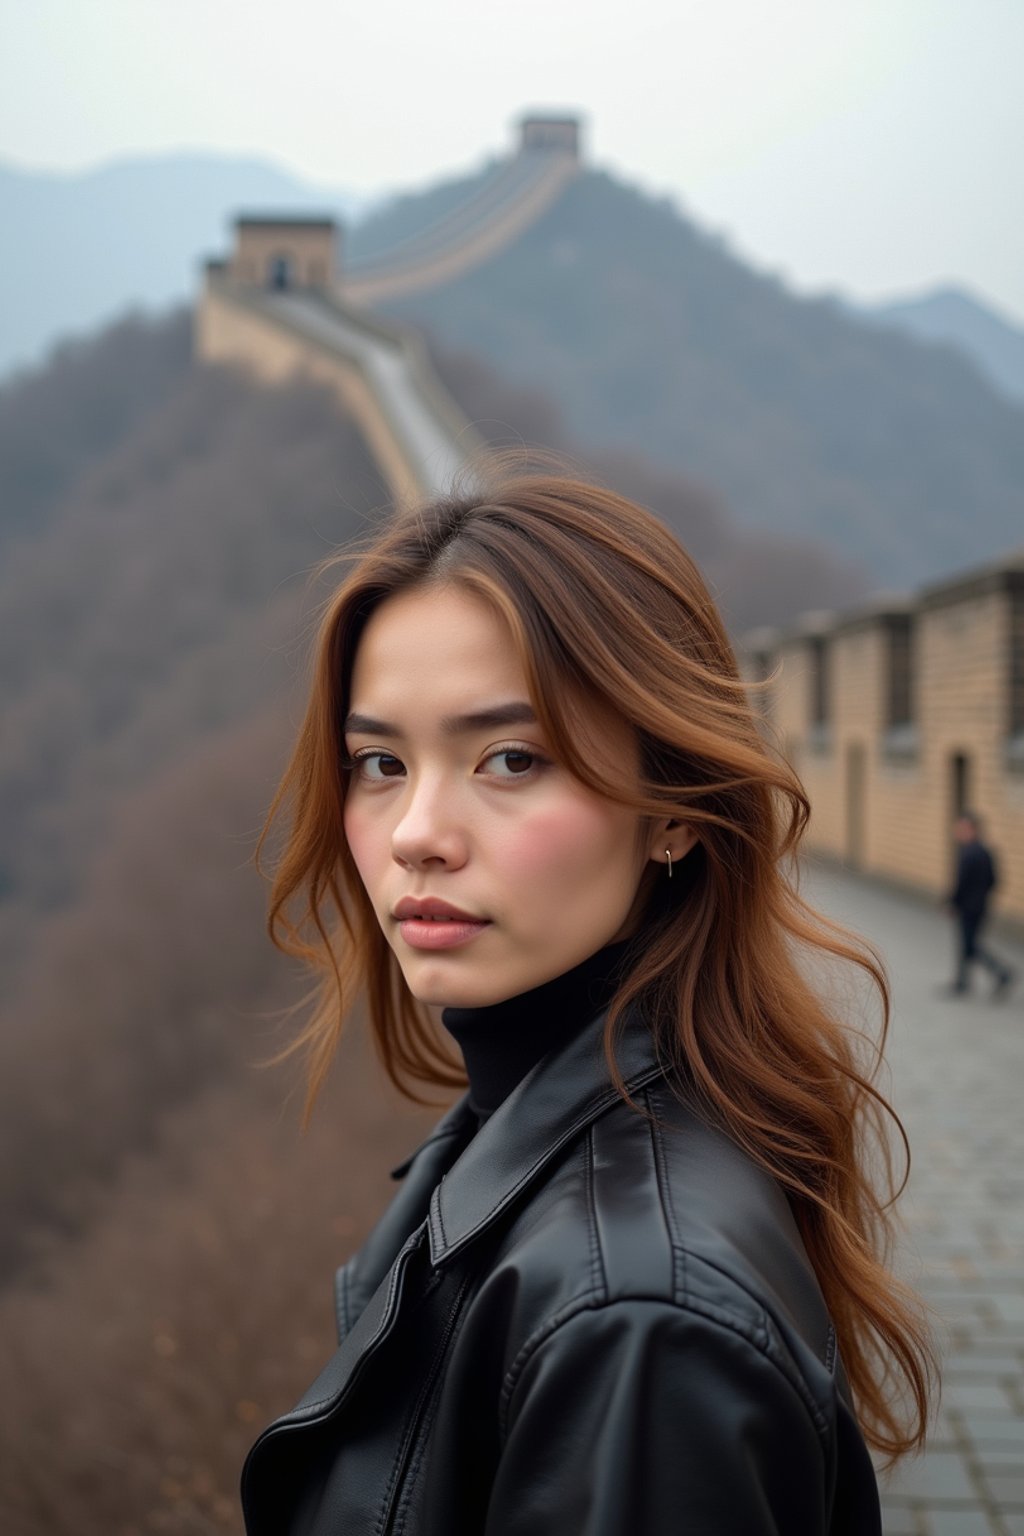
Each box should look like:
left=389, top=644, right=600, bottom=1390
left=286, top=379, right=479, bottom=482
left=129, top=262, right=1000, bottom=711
left=809, top=865, right=1024, bottom=1536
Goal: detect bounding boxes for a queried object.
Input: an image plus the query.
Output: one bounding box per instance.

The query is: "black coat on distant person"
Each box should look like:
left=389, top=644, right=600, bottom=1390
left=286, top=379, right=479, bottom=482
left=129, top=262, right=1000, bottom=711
left=240, top=999, right=881, bottom=1535
left=950, top=839, right=998, bottom=917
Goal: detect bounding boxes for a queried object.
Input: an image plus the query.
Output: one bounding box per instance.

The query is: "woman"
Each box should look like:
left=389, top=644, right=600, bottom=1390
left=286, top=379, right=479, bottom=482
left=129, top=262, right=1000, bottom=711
left=242, top=465, right=933, bottom=1534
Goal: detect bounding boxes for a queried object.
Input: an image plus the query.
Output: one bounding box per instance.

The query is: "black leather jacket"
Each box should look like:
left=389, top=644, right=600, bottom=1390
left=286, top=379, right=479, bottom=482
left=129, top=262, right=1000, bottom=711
left=241, top=1005, right=882, bottom=1534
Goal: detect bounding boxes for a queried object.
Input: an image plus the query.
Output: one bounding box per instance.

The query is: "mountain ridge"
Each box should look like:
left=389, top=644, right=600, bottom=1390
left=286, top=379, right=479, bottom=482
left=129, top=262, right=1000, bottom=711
left=866, top=285, right=1024, bottom=405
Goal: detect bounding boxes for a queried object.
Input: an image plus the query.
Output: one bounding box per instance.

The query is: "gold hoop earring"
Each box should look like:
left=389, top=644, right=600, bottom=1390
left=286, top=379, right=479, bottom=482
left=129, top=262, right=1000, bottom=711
left=665, top=848, right=673, bottom=880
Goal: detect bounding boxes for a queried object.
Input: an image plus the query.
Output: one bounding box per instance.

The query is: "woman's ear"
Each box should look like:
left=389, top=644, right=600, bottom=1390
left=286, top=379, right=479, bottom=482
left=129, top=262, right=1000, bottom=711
left=647, top=817, right=699, bottom=872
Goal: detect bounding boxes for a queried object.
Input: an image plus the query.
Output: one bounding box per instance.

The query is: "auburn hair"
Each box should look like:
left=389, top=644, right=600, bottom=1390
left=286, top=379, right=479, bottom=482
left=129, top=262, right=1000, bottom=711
left=257, top=458, right=935, bottom=1460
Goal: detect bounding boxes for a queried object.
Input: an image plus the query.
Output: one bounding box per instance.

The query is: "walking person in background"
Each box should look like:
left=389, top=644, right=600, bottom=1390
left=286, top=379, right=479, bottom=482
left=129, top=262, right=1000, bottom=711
left=947, top=812, right=1016, bottom=997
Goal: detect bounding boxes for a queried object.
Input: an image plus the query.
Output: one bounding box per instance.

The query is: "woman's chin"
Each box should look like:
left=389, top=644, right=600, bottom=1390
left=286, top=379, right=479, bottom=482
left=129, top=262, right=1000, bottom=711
left=400, top=958, right=516, bottom=1012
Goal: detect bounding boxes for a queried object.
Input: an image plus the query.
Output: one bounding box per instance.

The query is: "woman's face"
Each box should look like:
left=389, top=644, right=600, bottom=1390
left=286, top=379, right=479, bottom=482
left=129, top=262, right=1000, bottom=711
left=342, top=583, right=676, bottom=1008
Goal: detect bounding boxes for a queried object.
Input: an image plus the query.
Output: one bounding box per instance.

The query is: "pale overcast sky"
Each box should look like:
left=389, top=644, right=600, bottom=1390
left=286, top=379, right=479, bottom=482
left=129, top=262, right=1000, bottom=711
left=2, top=0, right=1020, bottom=321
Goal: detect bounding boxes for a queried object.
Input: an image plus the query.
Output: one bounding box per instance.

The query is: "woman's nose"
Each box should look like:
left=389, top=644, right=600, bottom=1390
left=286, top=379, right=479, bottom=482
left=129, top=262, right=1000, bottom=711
left=391, top=778, right=469, bottom=870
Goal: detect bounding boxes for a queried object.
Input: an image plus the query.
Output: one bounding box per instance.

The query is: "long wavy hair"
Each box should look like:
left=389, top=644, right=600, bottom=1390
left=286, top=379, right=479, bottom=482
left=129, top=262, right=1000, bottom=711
left=257, top=460, right=934, bottom=1459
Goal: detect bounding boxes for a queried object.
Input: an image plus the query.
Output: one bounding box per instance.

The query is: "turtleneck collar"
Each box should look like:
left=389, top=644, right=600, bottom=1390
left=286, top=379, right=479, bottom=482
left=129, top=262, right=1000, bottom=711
left=440, top=940, right=634, bottom=1124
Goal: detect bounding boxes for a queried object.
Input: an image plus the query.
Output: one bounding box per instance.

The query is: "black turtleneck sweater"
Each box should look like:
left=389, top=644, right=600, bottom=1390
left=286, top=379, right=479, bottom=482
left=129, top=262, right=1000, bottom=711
left=441, top=940, right=634, bottom=1124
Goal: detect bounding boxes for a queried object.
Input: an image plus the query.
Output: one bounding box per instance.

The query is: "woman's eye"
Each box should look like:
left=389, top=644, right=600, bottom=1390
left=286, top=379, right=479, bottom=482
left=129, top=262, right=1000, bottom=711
left=481, top=746, right=541, bottom=778
left=347, top=745, right=544, bottom=782
left=351, top=751, right=404, bottom=781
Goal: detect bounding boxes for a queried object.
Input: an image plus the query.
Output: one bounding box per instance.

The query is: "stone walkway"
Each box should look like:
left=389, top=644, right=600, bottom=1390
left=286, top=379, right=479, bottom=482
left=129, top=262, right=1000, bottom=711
left=808, top=864, right=1024, bottom=1536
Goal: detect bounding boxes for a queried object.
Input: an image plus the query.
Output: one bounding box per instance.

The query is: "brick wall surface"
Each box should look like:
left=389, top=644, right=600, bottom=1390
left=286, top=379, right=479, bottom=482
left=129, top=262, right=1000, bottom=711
left=755, top=580, right=1024, bottom=924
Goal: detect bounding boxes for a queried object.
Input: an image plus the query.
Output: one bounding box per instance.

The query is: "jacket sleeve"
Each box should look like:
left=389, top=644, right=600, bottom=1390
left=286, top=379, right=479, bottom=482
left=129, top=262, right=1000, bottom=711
left=485, top=1298, right=833, bottom=1536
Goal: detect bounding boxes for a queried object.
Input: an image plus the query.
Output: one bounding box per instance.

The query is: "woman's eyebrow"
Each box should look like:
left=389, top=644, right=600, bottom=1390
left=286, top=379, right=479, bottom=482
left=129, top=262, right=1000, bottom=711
left=344, top=702, right=538, bottom=737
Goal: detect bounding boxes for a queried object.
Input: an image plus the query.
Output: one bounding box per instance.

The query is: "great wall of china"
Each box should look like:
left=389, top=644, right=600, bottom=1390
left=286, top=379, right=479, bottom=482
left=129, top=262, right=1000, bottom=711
left=195, top=114, right=580, bottom=502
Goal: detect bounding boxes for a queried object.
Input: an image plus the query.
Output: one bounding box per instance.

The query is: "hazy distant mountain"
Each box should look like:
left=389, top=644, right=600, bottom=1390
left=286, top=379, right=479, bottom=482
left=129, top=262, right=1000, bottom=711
left=367, top=165, right=1024, bottom=587
left=867, top=286, right=1024, bottom=406
left=0, top=153, right=373, bottom=380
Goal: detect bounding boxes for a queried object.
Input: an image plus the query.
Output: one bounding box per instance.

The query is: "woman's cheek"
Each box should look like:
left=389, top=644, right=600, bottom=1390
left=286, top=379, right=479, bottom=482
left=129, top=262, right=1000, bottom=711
left=500, top=801, right=613, bottom=885
left=343, top=802, right=380, bottom=888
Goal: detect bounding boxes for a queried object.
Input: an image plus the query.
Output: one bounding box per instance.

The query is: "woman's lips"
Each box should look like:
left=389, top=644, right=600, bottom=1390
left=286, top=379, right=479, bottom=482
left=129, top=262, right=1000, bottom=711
left=398, top=917, right=491, bottom=951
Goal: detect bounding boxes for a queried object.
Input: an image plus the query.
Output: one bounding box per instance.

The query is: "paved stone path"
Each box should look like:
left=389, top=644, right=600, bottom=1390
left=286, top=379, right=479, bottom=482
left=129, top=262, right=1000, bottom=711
left=808, top=864, right=1024, bottom=1536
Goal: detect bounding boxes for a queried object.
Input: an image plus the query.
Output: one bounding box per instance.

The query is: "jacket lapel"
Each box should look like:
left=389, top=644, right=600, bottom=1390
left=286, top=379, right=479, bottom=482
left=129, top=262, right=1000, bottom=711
left=333, top=1096, right=476, bottom=1341
left=428, top=1003, right=667, bottom=1265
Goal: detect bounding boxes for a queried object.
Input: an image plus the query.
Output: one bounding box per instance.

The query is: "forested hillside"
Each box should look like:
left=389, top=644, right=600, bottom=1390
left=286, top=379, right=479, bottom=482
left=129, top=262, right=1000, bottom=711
left=360, top=166, right=1024, bottom=586
left=0, top=310, right=193, bottom=549
left=0, top=308, right=390, bottom=1264
left=0, top=313, right=384, bottom=976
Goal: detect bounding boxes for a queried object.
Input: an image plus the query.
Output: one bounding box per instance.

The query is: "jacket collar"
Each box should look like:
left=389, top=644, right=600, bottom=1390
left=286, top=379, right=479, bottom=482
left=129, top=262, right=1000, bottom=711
left=246, top=1002, right=666, bottom=1451
left=420, top=1000, right=668, bottom=1267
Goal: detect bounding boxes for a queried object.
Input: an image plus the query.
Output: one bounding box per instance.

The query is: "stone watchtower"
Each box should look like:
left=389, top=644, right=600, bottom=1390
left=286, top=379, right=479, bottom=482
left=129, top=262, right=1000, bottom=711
left=518, top=114, right=581, bottom=160
left=220, top=215, right=340, bottom=291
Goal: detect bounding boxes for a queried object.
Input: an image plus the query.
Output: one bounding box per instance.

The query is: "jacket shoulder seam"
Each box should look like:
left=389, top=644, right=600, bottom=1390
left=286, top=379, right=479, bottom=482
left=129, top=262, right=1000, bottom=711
left=499, top=1293, right=831, bottom=1445
left=497, top=1288, right=604, bottom=1438
left=674, top=1240, right=835, bottom=1376
left=673, top=1288, right=830, bottom=1438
